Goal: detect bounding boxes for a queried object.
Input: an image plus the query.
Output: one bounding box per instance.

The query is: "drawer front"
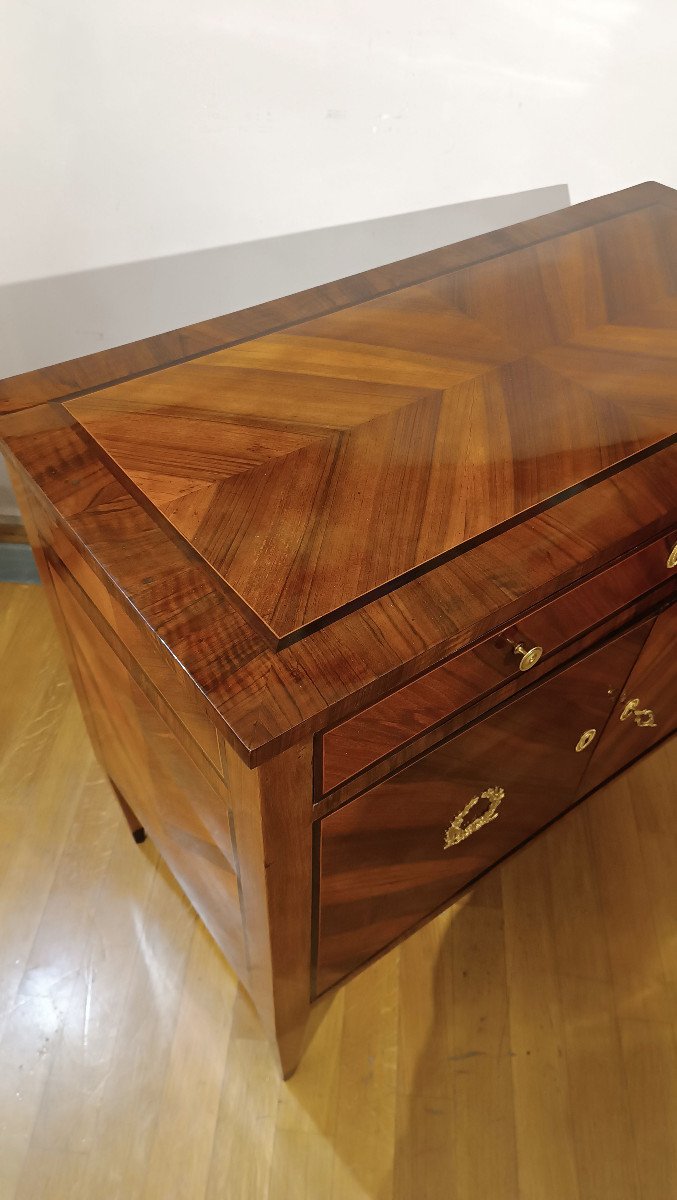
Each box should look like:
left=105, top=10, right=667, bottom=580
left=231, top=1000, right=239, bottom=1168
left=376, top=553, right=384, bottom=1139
left=315, top=615, right=654, bottom=995
left=582, top=602, right=677, bottom=795
left=51, top=566, right=248, bottom=982
left=322, top=530, right=677, bottom=794
left=317, top=581, right=676, bottom=814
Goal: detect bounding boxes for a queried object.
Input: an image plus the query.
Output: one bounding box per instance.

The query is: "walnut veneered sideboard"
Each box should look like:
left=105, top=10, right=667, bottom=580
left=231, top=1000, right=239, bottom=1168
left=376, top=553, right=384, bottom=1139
left=1, top=181, right=676, bottom=1077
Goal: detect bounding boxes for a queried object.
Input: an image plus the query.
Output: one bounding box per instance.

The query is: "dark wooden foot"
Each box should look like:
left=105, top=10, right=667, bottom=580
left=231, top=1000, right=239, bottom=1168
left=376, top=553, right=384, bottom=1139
left=110, top=779, right=147, bottom=845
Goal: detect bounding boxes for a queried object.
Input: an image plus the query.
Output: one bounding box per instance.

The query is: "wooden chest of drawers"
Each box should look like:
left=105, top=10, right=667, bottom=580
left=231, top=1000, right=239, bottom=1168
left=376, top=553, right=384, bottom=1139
left=2, top=181, right=676, bottom=1077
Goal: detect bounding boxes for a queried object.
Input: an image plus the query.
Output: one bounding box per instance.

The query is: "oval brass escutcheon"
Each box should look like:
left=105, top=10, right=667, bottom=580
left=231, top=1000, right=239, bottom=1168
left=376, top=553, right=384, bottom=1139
left=575, top=728, right=597, bottom=753
left=667, top=543, right=677, bottom=569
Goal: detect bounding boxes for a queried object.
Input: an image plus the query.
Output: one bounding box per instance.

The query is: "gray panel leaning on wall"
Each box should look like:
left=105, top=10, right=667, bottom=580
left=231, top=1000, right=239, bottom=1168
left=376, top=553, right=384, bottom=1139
left=0, top=183, right=570, bottom=524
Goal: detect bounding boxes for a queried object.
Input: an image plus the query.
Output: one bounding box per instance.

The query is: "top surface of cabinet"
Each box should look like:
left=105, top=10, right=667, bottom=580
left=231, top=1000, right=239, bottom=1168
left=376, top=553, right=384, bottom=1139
left=64, top=201, right=677, bottom=648
left=2, top=182, right=677, bottom=763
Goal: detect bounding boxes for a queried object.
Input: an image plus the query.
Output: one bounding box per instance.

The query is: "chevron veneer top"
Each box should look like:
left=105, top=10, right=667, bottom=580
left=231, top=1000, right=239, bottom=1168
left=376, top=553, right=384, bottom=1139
left=64, top=201, right=677, bottom=648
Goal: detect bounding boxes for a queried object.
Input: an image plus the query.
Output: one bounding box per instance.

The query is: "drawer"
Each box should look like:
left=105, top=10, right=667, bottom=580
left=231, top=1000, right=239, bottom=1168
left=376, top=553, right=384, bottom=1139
left=321, top=529, right=677, bottom=794
left=315, top=613, right=655, bottom=994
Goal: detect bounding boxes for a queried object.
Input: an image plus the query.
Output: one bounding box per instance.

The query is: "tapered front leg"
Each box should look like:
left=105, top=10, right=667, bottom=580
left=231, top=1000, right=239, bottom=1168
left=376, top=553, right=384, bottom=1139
left=223, top=738, right=314, bottom=1079
left=109, top=779, right=147, bottom=844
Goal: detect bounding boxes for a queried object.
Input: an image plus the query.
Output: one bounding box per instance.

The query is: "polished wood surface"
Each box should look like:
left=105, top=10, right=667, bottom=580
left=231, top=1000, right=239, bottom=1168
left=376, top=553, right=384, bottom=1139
left=584, top=603, right=677, bottom=794
left=32, top=492, right=223, bottom=772
left=1, top=583, right=676, bottom=1199
left=1, top=185, right=676, bottom=1079
left=1, top=180, right=674, bottom=419
left=322, top=532, right=676, bottom=793
left=2, top=186, right=676, bottom=764
left=13, top=469, right=315, bottom=1074
left=223, top=738, right=314, bottom=1079
left=50, top=565, right=247, bottom=981
left=316, top=619, right=653, bottom=993
left=317, top=579, right=676, bottom=817
left=3, top=412, right=676, bottom=764
left=65, top=203, right=676, bottom=648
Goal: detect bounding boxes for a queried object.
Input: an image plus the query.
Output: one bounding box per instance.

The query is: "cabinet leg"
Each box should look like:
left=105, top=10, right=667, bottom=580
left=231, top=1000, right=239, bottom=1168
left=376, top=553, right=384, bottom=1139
left=223, top=738, right=314, bottom=1079
left=273, top=1016, right=310, bottom=1081
left=109, top=779, right=146, bottom=844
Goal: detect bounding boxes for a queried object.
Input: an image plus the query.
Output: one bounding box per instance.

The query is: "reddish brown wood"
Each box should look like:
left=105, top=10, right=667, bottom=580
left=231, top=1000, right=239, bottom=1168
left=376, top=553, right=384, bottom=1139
left=322, top=532, right=676, bottom=792
left=2, top=180, right=674, bottom=419
left=315, top=578, right=676, bottom=816
left=582, top=603, right=677, bottom=794
left=50, top=563, right=247, bottom=979
left=64, top=204, right=677, bottom=649
left=2, top=458, right=126, bottom=779
left=315, top=618, right=655, bottom=994
left=1, top=183, right=676, bottom=1076
left=29, top=488, right=223, bottom=772
left=222, top=737, right=314, bottom=1079
left=3, top=415, right=676, bottom=766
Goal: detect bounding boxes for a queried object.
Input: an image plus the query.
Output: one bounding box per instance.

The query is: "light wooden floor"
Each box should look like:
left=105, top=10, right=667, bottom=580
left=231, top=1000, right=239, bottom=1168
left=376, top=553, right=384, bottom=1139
left=1, top=581, right=676, bottom=1200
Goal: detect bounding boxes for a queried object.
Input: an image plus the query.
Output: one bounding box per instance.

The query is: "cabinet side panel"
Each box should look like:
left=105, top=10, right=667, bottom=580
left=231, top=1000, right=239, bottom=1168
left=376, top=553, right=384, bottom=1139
left=49, top=563, right=248, bottom=983
left=25, top=484, right=224, bottom=776
left=3, top=460, right=112, bottom=762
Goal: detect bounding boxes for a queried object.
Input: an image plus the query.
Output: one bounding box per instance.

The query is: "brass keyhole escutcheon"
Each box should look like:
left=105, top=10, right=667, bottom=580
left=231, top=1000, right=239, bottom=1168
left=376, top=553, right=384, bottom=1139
left=575, top=728, right=597, bottom=753
left=443, top=786, right=504, bottom=849
left=620, top=697, right=657, bottom=728
left=513, top=642, right=543, bottom=672
left=667, top=543, right=677, bottom=569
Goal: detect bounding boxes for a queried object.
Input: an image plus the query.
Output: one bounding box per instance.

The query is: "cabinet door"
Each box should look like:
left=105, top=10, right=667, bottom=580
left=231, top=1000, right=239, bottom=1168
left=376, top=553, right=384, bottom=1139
left=581, top=603, right=676, bottom=796
left=316, top=619, right=652, bottom=994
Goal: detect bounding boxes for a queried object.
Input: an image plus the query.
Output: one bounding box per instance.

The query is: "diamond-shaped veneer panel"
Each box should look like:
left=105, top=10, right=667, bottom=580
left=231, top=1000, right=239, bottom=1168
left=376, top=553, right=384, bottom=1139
left=66, top=205, right=676, bottom=647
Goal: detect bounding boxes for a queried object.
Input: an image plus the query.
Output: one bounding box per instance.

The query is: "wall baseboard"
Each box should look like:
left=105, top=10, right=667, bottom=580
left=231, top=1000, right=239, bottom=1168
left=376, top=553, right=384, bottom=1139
left=0, top=518, right=28, bottom=544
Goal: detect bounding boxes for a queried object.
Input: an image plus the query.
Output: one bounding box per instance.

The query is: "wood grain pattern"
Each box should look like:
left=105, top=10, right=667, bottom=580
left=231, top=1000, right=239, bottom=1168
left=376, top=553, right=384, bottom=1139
left=65, top=204, right=677, bottom=648
left=2, top=184, right=676, bottom=1081
left=221, top=737, right=314, bottom=1079
left=2, top=583, right=676, bottom=1197
left=583, top=603, right=677, bottom=794
left=49, top=564, right=247, bottom=981
left=315, top=581, right=676, bottom=816
left=316, top=618, right=653, bottom=994
left=30, top=489, right=224, bottom=774
left=3, top=416, right=676, bottom=764
left=322, top=531, right=676, bottom=792
left=2, top=180, right=675, bottom=419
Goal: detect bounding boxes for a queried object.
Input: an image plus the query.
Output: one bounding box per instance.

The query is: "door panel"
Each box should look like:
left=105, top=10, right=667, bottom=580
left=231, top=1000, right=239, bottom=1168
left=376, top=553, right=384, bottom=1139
left=582, top=603, right=676, bottom=796
left=316, top=619, right=652, bottom=995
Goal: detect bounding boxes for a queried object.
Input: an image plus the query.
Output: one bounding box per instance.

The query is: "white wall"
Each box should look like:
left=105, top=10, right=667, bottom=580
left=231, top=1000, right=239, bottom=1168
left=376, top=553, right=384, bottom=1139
left=0, top=185, right=569, bottom=518
left=2, top=0, right=675, bottom=286
left=0, top=186, right=569, bottom=381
